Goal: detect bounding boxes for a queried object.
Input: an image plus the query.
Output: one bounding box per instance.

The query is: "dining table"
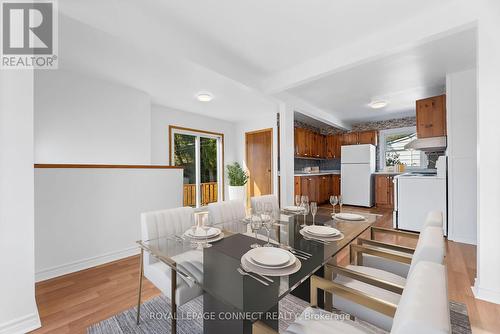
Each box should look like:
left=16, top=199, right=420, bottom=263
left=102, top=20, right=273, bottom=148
left=136, top=206, right=381, bottom=334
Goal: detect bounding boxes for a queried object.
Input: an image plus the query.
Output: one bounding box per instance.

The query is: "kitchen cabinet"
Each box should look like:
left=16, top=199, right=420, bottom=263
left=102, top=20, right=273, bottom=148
left=332, top=175, right=341, bottom=196
left=375, top=175, right=395, bottom=208
left=300, top=176, right=319, bottom=202
left=358, top=130, right=378, bottom=145
left=295, top=128, right=327, bottom=158
left=416, top=94, right=447, bottom=138
left=294, top=176, right=301, bottom=197
left=326, top=134, right=342, bottom=159
left=342, top=130, right=378, bottom=146
left=319, top=175, right=332, bottom=203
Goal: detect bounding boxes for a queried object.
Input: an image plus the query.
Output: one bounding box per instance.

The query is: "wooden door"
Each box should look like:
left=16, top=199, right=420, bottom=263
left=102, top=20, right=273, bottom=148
left=416, top=95, right=446, bottom=138
left=332, top=175, right=341, bottom=196
left=358, top=130, right=378, bottom=145
left=246, top=129, right=273, bottom=201
left=342, top=132, right=359, bottom=145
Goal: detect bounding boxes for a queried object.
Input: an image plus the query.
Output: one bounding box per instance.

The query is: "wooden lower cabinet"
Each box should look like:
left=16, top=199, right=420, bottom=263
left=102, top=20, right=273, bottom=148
left=294, top=174, right=340, bottom=204
left=375, top=175, right=395, bottom=208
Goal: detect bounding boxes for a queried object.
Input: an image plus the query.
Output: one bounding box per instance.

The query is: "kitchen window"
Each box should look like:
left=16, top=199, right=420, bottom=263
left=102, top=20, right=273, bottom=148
left=379, top=126, right=426, bottom=170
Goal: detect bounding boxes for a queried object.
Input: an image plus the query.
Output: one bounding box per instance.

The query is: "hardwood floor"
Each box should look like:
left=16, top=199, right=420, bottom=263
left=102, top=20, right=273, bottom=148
left=31, top=207, right=500, bottom=334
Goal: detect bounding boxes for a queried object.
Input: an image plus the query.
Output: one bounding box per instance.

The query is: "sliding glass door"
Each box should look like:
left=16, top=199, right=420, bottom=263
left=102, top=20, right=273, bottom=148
left=171, top=127, right=223, bottom=207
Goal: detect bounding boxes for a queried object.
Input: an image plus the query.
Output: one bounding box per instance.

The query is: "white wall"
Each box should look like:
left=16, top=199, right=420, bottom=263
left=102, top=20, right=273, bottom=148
left=0, top=71, right=41, bottom=333
left=473, top=2, right=500, bottom=305
left=234, top=112, right=279, bottom=196
left=446, top=69, right=477, bottom=244
left=34, top=167, right=183, bottom=281
left=34, top=70, right=151, bottom=164
left=150, top=104, right=237, bottom=199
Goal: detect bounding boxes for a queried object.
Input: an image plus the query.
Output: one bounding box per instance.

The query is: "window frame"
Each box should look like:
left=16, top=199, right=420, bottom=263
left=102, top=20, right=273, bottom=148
left=169, top=125, right=224, bottom=208
left=378, top=126, right=427, bottom=170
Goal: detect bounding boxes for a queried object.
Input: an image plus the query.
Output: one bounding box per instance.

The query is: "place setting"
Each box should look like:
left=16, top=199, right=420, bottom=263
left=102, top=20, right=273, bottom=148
left=329, top=195, right=368, bottom=222
left=182, top=222, right=224, bottom=249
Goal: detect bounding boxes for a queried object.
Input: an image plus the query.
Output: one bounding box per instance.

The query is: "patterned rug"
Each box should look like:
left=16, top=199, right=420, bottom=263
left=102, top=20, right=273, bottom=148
left=87, top=294, right=472, bottom=334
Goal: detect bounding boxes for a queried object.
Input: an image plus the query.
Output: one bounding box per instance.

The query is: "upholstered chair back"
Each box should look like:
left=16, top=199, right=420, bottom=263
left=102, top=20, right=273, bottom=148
left=423, top=210, right=443, bottom=229
left=207, top=200, right=246, bottom=225
left=250, top=195, right=280, bottom=213
left=391, top=261, right=450, bottom=334
left=408, top=226, right=445, bottom=275
left=141, top=207, right=195, bottom=265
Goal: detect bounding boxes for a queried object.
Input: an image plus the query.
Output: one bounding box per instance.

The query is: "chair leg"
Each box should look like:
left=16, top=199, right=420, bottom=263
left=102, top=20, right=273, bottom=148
left=171, top=266, right=177, bottom=333
left=323, top=256, right=336, bottom=312
left=136, top=249, right=144, bottom=325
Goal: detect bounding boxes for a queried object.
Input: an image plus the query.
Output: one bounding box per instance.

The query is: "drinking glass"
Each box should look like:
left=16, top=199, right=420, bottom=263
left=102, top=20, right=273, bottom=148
left=190, top=223, right=198, bottom=248
left=310, top=202, right=318, bottom=225
left=295, top=195, right=301, bottom=208
left=263, top=214, right=273, bottom=247
left=201, top=222, right=212, bottom=248
left=329, top=195, right=338, bottom=214
left=255, top=202, right=263, bottom=215
left=250, top=214, right=262, bottom=248
left=301, top=195, right=309, bottom=206
left=338, top=195, right=343, bottom=212
left=300, top=202, right=309, bottom=227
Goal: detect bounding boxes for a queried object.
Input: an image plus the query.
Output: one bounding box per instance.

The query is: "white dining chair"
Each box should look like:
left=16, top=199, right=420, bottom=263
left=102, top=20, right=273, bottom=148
left=254, top=261, right=450, bottom=334
left=323, top=225, right=445, bottom=331
left=140, top=207, right=203, bottom=306
left=207, top=200, right=246, bottom=225
left=250, top=194, right=280, bottom=213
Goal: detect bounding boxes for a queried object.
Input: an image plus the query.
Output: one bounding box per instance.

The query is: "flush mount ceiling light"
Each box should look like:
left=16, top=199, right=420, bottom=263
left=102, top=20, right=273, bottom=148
left=196, top=92, right=213, bottom=102
left=369, top=100, right=388, bottom=109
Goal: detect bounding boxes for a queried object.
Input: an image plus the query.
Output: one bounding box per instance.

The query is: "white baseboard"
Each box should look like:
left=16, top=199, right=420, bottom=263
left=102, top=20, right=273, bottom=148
left=449, top=234, right=477, bottom=245
left=473, top=279, right=500, bottom=305
left=0, top=312, right=41, bottom=334
left=35, top=246, right=140, bottom=282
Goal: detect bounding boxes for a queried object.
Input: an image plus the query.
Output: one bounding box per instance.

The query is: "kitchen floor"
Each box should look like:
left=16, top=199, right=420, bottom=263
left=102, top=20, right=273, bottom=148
left=31, top=206, right=499, bottom=334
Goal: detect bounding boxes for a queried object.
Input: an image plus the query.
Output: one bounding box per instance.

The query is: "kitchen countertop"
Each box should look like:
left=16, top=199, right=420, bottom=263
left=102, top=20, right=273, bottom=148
left=373, top=171, right=403, bottom=175
left=294, top=170, right=340, bottom=176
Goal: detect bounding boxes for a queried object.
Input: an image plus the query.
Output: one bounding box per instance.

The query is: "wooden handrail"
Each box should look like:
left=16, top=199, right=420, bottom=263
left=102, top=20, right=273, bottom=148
left=34, top=164, right=183, bottom=169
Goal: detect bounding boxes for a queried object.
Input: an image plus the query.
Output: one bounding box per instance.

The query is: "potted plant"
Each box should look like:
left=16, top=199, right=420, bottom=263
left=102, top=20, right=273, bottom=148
left=226, top=162, right=249, bottom=202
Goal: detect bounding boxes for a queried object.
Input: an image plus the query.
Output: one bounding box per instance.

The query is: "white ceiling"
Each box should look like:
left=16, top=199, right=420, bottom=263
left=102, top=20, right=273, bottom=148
left=287, top=29, right=476, bottom=123
left=57, top=0, right=474, bottom=125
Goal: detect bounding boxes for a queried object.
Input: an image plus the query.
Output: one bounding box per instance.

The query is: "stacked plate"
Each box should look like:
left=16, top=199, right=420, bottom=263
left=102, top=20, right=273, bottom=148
left=183, top=226, right=224, bottom=243
left=333, top=213, right=366, bottom=222
left=282, top=205, right=304, bottom=213
left=241, top=247, right=301, bottom=276
left=300, top=225, right=344, bottom=242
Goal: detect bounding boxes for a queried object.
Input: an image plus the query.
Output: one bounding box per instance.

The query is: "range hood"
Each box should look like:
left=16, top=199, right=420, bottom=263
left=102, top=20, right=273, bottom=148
left=404, top=136, right=447, bottom=152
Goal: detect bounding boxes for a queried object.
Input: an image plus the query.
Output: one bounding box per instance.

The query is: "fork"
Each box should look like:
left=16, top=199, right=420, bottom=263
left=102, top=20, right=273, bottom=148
left=236, top=268, right=269, bottom=286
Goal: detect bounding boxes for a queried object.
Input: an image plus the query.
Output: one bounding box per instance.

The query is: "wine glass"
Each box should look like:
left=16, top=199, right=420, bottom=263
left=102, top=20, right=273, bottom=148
left=310, top=202, right=318, bottom=225
left=201, top=220, right=212, bottom=248
left=338, top=195, right=343, bottom=213
left=190, top=223, right=199, bottom=248
left=250, top=214, right=262, bottom=248
left=295, top=195, right=301, bottom=208
left=301, top=195, right=309, bottom=206
left=329, top=195, right=338, bottom=214
left=262, top=213, right=274, bottom=247
left=300, top=202, right=309, bottom=227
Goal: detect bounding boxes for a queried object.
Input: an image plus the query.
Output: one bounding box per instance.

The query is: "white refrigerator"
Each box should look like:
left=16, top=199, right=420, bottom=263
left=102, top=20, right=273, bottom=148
left=341, top=144, right=376, bottom=207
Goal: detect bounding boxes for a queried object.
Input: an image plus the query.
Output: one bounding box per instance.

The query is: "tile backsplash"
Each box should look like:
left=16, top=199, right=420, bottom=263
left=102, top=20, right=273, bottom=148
left=295, top=158, right=341, bottom=171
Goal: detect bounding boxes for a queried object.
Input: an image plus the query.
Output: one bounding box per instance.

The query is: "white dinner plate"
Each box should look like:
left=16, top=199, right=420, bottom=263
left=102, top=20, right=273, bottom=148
left=303, top=225, right=340, bottom=237
left=245, top=251, right=297, bottom=269
left=247, top=247, right=292, bottom=267
left=241, top=253, right=301, bottom=277
left=283, top=206, right=304, bottom=212
left=299, top=229, right=345, bottom=242
left=333, top=213, right=366, bottom=221
left=185, top=227, right=221, bottom=239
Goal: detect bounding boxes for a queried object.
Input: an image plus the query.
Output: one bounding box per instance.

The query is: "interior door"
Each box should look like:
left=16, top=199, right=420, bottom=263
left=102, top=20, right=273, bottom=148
left=246, top=129, right=273, bottom=202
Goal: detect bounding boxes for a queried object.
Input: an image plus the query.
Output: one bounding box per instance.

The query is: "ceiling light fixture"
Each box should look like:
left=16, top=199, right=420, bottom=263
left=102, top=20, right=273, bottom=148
left=369, top=100, right=388, bottom=109
left=196, top=92, right=213, bottom=102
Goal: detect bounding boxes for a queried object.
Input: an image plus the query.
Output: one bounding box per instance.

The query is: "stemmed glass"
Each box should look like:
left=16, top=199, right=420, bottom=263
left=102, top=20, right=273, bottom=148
left=295, top=195, right=301, bottom=208
left=201, top=220, right=212, bottom=248
left=338, top=195, right=343, bottom=213
left=250, top=213, right=262, bottom=249
left=300, top=202, right=309, bottom=228
left=310, top=202, right=318, bottom=225
left=262, top=203, right=274, bottom=247
left=190, top=223, right=199, bottom=248
left=329, top=195, right=338, bottom=214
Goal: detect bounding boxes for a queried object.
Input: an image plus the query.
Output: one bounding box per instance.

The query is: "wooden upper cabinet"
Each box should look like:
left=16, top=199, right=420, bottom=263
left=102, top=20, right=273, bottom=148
left=342, top=132, right=359, bottom=145
left=358, top=130, right=378, bottom=145
left=295, top=128, right=327, bottom=158
left=416, top=94, right=447, bottom=138
left=316, top=134, right=326, bottom=158
left=295, top=128, right=306, bottom=156
left=326, top=135, right=335, bottom=159
left=333, top=134, right=342, bottom=158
